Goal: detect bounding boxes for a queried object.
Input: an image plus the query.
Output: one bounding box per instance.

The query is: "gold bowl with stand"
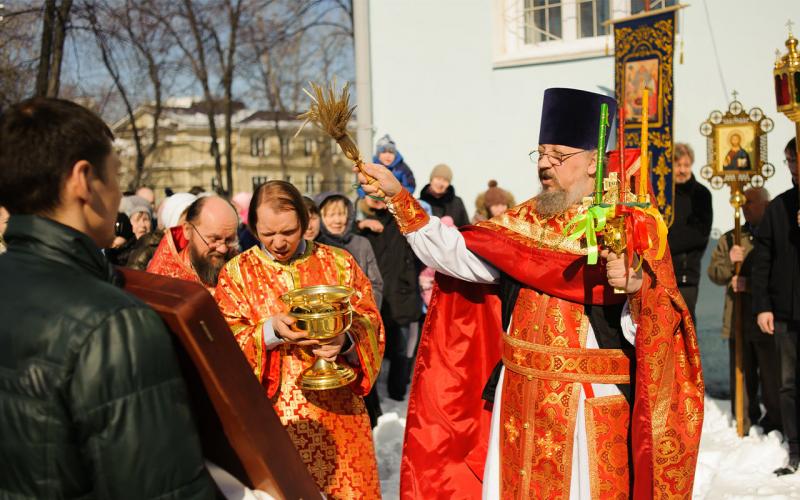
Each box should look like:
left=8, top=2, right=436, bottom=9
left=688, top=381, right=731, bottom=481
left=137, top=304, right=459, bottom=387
left=280, top=285, right=356, bottom=390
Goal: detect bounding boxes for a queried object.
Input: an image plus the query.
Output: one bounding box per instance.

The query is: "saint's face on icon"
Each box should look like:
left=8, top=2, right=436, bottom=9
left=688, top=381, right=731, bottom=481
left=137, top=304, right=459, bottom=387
left=722, top=132, right=751, bottom=171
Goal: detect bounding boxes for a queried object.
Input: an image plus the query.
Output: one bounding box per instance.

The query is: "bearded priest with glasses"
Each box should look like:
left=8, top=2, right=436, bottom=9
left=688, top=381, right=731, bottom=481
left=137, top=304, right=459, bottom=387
left=356, top=88, right=704, bottom=499
left=147, top=195, right=240, bottom=292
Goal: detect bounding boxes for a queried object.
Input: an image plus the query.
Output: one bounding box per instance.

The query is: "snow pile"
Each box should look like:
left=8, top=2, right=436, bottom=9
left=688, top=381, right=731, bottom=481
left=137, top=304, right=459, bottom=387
left=693, top=398, right=800, bottom=499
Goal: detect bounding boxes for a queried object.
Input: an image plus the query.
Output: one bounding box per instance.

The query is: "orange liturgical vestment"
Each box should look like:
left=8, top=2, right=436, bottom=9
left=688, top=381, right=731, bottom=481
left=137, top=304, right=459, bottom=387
left=390, top=188, right=705, bottom=499
left=214, top=242, right=385, bottom=499
left=146, top=227, right=208, bottom=289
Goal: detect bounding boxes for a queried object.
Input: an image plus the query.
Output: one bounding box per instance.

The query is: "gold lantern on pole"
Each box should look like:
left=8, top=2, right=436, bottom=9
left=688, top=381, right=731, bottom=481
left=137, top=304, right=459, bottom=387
left=774, top=22, right=800, bottom=193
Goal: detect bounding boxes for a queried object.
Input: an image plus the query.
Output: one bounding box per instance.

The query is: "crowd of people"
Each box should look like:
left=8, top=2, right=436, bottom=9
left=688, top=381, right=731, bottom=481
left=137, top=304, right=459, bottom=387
left=0, top=93, right=798, bottom=499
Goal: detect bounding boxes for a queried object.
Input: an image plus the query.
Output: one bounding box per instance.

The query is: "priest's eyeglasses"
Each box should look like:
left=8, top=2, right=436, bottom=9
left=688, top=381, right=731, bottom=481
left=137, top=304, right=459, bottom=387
left=529, top=149, right=586, bottom=166
left=189, top=223, right=239, bottom=251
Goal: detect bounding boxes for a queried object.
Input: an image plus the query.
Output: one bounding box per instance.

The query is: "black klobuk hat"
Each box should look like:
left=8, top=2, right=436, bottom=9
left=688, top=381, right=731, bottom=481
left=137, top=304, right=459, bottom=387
left=538, top=88, right=618, bottom=151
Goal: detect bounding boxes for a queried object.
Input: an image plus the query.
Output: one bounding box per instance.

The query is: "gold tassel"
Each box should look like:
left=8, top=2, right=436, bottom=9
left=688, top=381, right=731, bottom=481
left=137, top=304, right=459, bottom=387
left=680, top=38, right=684, bottom=64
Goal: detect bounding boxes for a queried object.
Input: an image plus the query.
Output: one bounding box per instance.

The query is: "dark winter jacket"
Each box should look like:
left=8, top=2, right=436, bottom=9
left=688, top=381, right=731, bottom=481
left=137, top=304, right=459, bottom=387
left=419, top=184, right=470, bottom=228
left=667, top=175, right=713, bottom=286
left=315, top=193, right=384, bottom=307
left=373, top=151, right=416, bottom=194
left=358, top=151, right=416, bottom=197
left=751, top=186, right=800, bottom=322
left=359, top=200, right=422, bottom=325
left=0, top=215, right=214, bottom=499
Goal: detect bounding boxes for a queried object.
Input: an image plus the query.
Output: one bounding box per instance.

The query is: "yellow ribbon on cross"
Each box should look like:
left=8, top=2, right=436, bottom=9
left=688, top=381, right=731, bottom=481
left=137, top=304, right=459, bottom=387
left=641, top=206, right=668, bottom=261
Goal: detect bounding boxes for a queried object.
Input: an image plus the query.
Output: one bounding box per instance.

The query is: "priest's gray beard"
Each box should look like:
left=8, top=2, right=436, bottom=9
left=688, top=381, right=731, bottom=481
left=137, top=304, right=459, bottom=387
left=189, top=243, right=230, bottom=287
left=533, top=186, right=585, bottom=217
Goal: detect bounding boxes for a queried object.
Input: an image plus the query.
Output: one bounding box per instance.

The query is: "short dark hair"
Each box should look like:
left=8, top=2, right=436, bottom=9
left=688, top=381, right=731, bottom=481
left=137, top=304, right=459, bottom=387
left=0, top=98, right=115, bottom=215
left=786, top=137, right=797, bottom=158
left=303, top=196, right=320, bottom=217
left=249, top=181, right=309, bottom=235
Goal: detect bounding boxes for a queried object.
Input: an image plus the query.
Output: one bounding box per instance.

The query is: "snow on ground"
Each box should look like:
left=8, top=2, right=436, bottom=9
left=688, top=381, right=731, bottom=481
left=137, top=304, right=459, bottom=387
left=694, top=398, right=800, bottom=499
left=373, top=377, right=408, bottom=500
left=372, top=392, right=800, bottom=499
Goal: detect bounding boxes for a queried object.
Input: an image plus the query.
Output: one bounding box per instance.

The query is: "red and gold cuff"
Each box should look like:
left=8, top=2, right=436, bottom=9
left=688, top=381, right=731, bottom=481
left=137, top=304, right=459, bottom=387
left=387, top=189, right=430, bottom=235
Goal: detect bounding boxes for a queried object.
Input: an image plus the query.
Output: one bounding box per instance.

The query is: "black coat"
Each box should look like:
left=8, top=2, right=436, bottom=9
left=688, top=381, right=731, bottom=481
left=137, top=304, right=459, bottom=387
left=0, top=216, right=214, bottom=499
left=667, top=175, right=713, bottom=286
left=751, top=186, right=800, bottom=322
left=419, top=184, right=470, bottom=227
left=360, top=207, right=422, bottom=325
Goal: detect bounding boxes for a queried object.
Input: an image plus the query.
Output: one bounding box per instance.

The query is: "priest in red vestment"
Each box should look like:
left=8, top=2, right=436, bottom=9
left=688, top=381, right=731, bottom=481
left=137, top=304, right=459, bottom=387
left=214, top=181, right=384, bottom=499
left=147, top=195, right=239, bottom=292
left=357, top=88, right=704, bottom=499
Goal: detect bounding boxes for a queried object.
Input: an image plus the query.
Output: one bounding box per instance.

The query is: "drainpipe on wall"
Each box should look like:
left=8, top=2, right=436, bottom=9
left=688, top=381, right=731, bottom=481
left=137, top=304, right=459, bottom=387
left=353, top=0, right=374, bottom=168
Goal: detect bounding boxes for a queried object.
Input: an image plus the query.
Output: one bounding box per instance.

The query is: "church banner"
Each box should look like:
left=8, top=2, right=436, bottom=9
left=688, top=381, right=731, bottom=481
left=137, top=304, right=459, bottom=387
left=613, top=9, right=678, bottom=226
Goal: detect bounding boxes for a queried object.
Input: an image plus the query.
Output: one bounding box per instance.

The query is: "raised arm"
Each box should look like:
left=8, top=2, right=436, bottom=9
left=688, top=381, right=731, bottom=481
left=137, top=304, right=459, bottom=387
left=355, top=163, right=499, bottom=284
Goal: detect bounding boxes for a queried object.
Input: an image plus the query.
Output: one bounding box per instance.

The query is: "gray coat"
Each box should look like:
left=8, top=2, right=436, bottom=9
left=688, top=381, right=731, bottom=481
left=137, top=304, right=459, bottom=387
left=315, top=193, right=384, bottom=308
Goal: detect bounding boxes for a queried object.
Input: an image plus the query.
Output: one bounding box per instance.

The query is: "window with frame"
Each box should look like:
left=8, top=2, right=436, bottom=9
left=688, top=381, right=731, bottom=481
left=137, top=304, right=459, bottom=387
left=250, top=136, right=268, bottom=157
left=281, top=136, right=293, bottom=156
left=304, top=139, right=317, bottom=156
left=305, top=174, right=315, bottom=193
left=524, top=0, right=563, bottom=44
left=577, top=0, right=610, bottom=38
left=494, top=0, right=668, bottom=67
left=630, top=0, right=676, bottom=15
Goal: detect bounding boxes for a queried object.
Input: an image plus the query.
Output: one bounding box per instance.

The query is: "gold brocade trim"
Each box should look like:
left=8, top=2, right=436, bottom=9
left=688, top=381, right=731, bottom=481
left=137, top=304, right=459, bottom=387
left=353, top=316, right=380, bottom=385
left=562, top=382, right=581, bottom=499
left=521, top=373, right=536, bottom=495
left=481, top=200, right=587, bottom=256
left=503, top=336, right=630, bottom=384
left=652, top=336, right=676, bottom=467
left=329, top=245, right=351, bottom=286
left=585, top=395, right=630, bottom=500
left=388, top=189, right=430, bottom=234
left=586, top=396, right=602, bottom=499
left=578, top=312, right=589, bottom=348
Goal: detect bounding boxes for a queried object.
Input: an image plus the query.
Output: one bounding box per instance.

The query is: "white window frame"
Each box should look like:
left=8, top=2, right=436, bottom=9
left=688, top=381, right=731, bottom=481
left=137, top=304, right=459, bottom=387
left=493, top=0, right=629, bottom=67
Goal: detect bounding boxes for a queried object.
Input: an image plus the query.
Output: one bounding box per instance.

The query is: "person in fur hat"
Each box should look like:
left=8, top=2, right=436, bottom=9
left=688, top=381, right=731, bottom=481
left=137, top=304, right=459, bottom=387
left=472, top=180, right=516, bottom=223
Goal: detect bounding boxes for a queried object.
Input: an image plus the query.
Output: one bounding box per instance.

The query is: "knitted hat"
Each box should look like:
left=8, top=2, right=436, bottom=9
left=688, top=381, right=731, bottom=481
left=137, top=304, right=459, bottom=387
left=430, top=163, right=453, bottom=182
left=375, top=134, right=397, bottom=155
left=484, top=180, right=507, bottom=208
left=119, top=195, right=153, bottom=220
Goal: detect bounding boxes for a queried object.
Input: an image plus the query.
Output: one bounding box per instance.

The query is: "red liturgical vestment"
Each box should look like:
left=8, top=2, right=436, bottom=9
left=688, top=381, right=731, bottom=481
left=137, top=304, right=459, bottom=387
left=146, top=227, right=206, bottom=288
left=214, top=242, right=385, bottom=499
left=392, top=189, right=704, bottom=499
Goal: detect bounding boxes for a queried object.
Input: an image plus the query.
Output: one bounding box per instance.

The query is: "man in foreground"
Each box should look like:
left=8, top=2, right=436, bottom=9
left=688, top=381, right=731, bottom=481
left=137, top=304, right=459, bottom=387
left=0, top=98, right=214, bottom=498
left=358, top=88, right=704, bottom=498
